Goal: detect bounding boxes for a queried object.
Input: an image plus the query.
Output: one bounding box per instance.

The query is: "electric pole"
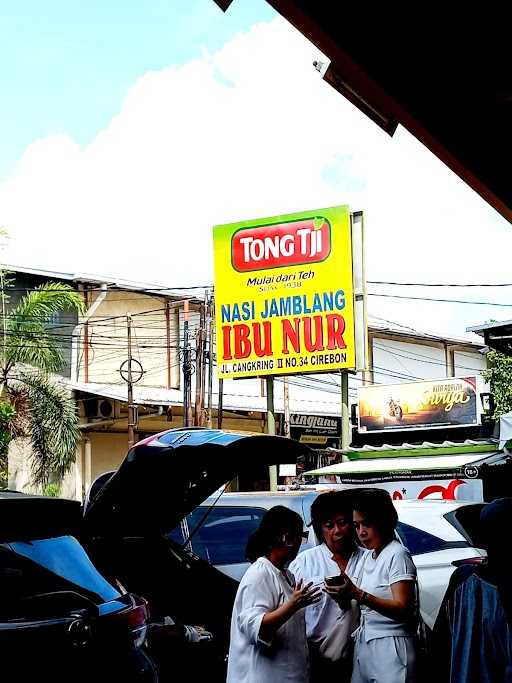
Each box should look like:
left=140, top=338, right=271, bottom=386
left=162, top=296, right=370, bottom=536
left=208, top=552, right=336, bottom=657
left=283, top=377, right=291, bottom=438
left=340, top=370, right=350, bottom=450
left=127, top=314, right=137, bottom=449
left=266, top=377, right=277, bottom=491
left=194, top=299, right=206, bottom=426
left=183, top=301, right=193, bottom=427
left=217, top=378, right=223, bottom=428
left=206, top=291, right=214, bottom=428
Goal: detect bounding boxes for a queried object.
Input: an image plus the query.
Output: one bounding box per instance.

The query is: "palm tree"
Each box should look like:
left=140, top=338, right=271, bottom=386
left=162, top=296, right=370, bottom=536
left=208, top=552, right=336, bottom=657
left=0, top=272, right=85, bottom=487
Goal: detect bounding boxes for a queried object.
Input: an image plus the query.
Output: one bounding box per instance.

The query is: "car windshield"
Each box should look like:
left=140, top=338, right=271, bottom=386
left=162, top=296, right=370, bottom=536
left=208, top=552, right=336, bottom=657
left=4, top=536, right=120, bottom=603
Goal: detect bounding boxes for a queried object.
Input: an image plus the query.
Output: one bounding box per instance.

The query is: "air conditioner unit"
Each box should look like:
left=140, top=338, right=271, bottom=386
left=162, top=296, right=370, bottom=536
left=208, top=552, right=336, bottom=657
left=98, top=398, right=116, bottom=419
left=83, top=398, right=120, bottom=420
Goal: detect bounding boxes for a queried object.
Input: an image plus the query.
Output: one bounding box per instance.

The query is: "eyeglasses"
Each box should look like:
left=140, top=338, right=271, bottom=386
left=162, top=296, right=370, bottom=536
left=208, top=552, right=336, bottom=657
left=283, top=530, right=309, bottom=546
left=295, top=530, right=310, bottom=543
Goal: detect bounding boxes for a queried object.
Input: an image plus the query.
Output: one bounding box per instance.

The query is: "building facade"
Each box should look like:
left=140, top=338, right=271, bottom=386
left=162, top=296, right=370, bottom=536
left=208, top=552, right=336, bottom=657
left=5, top=265, right=488, bottom=500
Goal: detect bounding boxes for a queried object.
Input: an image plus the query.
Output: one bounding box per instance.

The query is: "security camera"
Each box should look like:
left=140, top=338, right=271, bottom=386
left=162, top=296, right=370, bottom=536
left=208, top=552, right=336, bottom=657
left=313, top=60, right=327, bottom=76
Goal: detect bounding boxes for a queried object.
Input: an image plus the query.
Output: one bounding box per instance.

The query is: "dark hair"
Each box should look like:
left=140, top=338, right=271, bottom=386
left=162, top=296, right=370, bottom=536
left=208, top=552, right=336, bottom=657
left=311, top=490, right=355, bottom=542
left=245, top=505, right=304, bottom=563
left=352, top=488, right=398, bottom=542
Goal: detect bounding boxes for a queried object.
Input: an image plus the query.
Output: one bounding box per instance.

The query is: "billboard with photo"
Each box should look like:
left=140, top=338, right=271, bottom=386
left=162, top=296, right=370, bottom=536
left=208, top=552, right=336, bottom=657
left=213, top=205, right=365, bottom=379
left=358, top=376, right=481, bottom=433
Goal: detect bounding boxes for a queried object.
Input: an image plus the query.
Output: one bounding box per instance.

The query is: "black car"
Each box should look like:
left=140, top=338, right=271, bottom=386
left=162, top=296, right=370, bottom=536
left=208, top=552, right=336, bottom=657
left=82, top=427, right=312, bottom=681
left=0, top=492, right=156, bottom=682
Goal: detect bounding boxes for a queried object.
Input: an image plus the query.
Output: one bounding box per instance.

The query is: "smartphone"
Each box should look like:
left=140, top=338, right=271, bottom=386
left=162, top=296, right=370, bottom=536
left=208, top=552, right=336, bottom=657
left=325, top=574, right=346, bottom=586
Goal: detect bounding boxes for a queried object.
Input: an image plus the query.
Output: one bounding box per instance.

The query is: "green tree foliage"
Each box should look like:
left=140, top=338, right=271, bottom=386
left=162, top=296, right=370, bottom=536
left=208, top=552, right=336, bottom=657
left=0, top=269, right=85, bottom=487
left=0, top=400, right=16, bottom=488
left=43, top=483, right=61, bottom=497
left=482, top=350, right=512, bottom=418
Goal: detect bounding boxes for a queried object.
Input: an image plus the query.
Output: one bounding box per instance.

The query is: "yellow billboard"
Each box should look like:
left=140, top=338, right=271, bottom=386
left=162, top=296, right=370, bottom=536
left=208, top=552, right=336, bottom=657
left=213, top=205, right=356, bottom=379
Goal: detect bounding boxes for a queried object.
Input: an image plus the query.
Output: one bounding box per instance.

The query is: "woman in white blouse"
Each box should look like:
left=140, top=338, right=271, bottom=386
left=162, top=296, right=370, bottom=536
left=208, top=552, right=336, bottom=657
left=226, top=505, right=320, bottom=683
left=289, top=490, right=367, bottom=681
left=325, top=488, right=418, bottom=683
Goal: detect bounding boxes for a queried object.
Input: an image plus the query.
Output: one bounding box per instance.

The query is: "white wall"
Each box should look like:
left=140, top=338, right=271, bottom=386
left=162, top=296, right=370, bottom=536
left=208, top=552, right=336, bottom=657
left=79, top=290, right=180, bottom=389
left=454, top=349, right=486, bottom=377
left=372, top=338, right=447, bottom=385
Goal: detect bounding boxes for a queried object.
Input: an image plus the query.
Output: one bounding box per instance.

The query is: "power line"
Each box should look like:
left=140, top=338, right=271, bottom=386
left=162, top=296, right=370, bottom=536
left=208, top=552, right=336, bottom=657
left=0, top=282, right=211, bottom=292
left=368, top=280, right=512, bottom=287
left=0, top=304, right=197, bottom=323
left=8, top=279, right=512, bottom=292
left=368, top=292, right=512, bottom=307
left=372, top=342, right=486, bottom=373
left=369, top=314, right=436, bottom=338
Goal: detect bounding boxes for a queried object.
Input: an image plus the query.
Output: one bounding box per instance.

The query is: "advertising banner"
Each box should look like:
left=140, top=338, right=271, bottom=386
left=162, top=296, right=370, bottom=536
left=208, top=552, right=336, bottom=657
left=316, top=478, right=483, bottom=502
left=213, top=205, right=357, bottom=379
left=358, top=376, right=481, bottom=433
left=290, top=413, right=341, bottom=448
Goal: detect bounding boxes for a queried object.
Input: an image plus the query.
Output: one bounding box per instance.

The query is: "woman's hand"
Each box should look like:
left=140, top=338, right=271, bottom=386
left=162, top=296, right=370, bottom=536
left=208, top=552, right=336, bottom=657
left=324, top=572, right=360, bottom=604
left=259, top=579, right=321, bottom=642
left=325, top=577, right=416, bottom=622
left=289, top=579, right=321, bottom=612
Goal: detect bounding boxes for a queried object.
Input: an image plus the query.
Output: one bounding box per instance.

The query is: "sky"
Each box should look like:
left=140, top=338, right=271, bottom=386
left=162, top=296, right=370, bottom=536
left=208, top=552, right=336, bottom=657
left=1, top=0, right=512, bottom=341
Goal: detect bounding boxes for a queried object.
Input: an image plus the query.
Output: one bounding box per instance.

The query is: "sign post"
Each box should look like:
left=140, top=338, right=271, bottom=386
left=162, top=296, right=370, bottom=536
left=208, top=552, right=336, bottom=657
left=213, top=204, right=366, bottom=487
left=340, top=371, right=350, bottom=450
left=283, top=377, right=291, bottom=438
left=267, top=376, right=277, bottom=490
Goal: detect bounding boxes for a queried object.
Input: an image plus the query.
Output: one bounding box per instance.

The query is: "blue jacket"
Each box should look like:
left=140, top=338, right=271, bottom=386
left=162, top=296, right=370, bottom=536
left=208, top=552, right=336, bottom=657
left=432, top=564, right=512, bottom=683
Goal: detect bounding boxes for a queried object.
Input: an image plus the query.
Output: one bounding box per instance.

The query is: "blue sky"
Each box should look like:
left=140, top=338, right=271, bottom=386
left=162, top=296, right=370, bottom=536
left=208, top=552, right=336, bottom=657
left=1, top=3, right=511, bottom=339
left=0, top=0, right=276, bottom=178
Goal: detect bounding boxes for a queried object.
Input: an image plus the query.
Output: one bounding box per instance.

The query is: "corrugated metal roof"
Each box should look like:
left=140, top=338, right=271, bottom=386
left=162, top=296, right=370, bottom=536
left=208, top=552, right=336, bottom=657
left=2, top=262, right=201, bottom=301
left=64, top=380, right=180, bottom=406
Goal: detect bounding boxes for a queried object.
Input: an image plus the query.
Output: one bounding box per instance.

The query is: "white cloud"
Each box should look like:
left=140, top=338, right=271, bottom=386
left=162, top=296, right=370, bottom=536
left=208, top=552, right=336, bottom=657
left=1, top=17, right=511, bottom=339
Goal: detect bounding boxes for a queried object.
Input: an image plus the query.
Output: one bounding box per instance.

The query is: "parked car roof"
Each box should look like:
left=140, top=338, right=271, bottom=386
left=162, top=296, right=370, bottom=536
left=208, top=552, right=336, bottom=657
left=206, top=491, right=474, bottom=507
left=202, top=491, right=482, bottom=541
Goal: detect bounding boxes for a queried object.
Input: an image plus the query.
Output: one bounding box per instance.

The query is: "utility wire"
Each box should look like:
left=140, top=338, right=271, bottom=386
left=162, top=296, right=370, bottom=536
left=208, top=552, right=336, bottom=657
left=9, top=279, right=512, bottom=291
left=368, top=280, right=512, bottom=287
left=367, top=292, right=512, bottom=307
left=372, top=342, right=485, bottom=372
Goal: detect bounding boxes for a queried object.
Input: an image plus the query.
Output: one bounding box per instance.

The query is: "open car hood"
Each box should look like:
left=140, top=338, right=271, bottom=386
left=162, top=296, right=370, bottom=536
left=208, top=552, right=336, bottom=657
left=83, top=428, right=313, bottom=538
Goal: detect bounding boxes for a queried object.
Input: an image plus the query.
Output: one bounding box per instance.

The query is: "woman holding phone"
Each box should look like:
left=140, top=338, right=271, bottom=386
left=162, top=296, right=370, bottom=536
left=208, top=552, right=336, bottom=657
left=227, top=505, right=320, bottom=683
left=325, top=488, right=418, bottom=683
left=289, top=490, right=367, bottom=681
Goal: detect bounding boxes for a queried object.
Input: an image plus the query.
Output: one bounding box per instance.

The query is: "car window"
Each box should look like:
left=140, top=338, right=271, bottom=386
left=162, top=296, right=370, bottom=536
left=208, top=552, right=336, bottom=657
left=396, top=522, right=467, bottom=555
left=168, top=521, right=186, bottom=546
left=176, top=506, right=267, bottom=565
